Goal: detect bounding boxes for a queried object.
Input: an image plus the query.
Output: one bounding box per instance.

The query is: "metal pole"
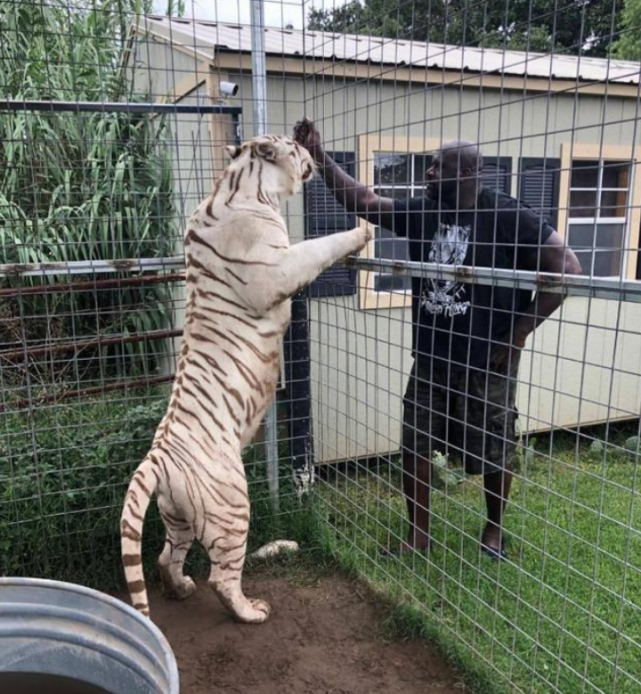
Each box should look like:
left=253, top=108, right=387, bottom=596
left=250, top=0, right=280, bottom=514
left=0, top=99, right=242, bottom=115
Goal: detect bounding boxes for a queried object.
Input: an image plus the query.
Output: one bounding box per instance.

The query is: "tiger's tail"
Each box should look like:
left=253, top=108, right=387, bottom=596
left=120, top=456, right=159, bottom=617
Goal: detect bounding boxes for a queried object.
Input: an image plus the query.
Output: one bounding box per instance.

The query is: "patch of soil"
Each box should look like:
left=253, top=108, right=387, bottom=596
left=135, top=569, right=467, bottom=694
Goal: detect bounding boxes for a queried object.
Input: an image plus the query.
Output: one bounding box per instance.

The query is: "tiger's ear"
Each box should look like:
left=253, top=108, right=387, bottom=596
left=254, top=140, right=279, bottom=162
left=224, top=145, right=242, bottom=160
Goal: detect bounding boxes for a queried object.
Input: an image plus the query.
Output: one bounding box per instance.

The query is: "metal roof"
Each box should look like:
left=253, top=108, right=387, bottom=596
left=137, top=15, right=641, bottom=86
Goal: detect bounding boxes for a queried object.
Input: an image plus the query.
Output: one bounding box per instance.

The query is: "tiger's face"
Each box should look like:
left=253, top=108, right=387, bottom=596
left=225, top=135, right=316, bottom=198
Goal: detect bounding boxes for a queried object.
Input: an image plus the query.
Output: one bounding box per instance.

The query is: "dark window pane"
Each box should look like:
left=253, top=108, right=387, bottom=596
left=601, top=161, right=629, bottom=189
left=375, top=273, right=412, bottom=292
left=374, top=153, right=410, bottom=185
left=569, top=190, right=597, bottom=217
left=375, top=238, right=410, bottom=261
left=413, top=154, right=433, bottom=184
left=571, top=160, right=599, bottom=188
left=595, top=223, right=625, bottom=249
left=569, top=222, right=625, bottom=276
left=568, top=224, right=596, bottom=248
left=594, top=250, right=623, bottom=276
left=600, top=190, right=629, bottom=218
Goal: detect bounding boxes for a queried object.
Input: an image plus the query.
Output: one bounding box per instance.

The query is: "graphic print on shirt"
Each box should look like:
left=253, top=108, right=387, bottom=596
left=421, top=222, right=472, bottom=318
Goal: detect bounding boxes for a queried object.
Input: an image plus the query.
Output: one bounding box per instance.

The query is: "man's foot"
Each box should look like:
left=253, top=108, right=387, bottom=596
left=481, top=524, right=508, bottom=561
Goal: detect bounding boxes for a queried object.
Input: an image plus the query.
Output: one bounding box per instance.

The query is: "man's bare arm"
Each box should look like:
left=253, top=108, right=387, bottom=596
left=294, top=118, right=396, bottom=230
left=492, top=230, right=582, bottom=369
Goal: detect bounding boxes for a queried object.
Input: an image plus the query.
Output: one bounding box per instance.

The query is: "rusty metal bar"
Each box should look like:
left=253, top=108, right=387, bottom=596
left=0, top=329, right=183, bottom=363
left=0, top=256, right=185, bottom=279
left=347, top=257, right=641, bottom=303
left=0, top=99, right=242, bottom=115
left=0, top=273, right=186, bottom=298
left=3, top=374, right=176, bottom=412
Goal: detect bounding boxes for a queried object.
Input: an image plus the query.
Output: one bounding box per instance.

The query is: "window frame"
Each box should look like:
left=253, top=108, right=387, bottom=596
left=357, top=135, right=440, bottom=311
left=558, top=143, right=641, bottom=280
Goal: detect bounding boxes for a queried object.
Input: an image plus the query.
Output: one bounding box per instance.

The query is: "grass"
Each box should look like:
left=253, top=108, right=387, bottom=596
left=312, top=427, right=641, bottom=694
left=3, top=386, right=640, bottom=694
left=0, top=389, right=303, bottom=590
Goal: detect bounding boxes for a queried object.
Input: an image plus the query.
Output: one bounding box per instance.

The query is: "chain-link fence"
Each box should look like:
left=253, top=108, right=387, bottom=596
left=2, top=1, right=641, bottom=693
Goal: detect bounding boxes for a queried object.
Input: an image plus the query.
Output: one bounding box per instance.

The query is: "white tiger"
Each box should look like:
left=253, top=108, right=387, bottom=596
left=120, top=134, right=371, bottom=623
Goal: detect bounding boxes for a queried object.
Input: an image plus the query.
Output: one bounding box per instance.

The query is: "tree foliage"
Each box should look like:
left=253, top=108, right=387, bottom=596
left=613, top=0, right=641, bottom=60
left=308, top=0, right=624, bottom=57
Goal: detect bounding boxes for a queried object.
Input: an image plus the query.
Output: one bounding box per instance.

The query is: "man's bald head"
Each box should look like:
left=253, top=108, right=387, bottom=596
left=439, top=140, right=483, bottom=174
left=426, top=139, right=484, bottom=206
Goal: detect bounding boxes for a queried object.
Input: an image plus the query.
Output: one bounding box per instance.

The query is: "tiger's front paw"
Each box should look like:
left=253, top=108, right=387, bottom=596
left=353, top=226, right=373, bottom=253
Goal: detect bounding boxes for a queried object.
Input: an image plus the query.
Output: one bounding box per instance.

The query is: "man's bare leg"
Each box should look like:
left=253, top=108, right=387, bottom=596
left=481, top=468, right=513, bottom=557
left=400, top=451, right=432, bottom=552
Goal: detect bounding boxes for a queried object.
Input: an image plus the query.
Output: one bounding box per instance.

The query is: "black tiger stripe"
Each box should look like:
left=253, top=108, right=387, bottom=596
left=121, top=520, right=141, bottom=541
left=222, top=393, right=241, bottom=427
left=226, top=167, right=243, bottom=205
left=257, top=160, right=268, bottom=205
left=132, top=474, right=151, bottom=497
left=191, top=350, right=227, bottom=375
left=182, top=379, right=220, bottom=416
left=208, top=307, right=256, bottom=328
left=128, top=580, right=146, bottom=593
left=228, top=170, right=236, bottom=198
left=196, top=288, right=250, bottom=312
left=123, top=554, right=142, bottom=567
left=224, top=350, right=265, bottom=396
left=133, top=602, right=148, bottom=611
left=190, top=330, right=241, bottom=355
left=205, top=194, right=218, bottom=220
left=186, top=229, right=277, bottom=267
left=230, top=330, right=275, bottom=364
left=211, top=374, right=244, bottom=409
left=187, top=255, right=232, bottom=287
left=224, top=267, right=248, bottom=286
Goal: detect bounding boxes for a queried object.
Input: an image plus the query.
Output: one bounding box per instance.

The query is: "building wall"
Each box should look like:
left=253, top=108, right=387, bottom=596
left=135, top=47, right=641, bottom=463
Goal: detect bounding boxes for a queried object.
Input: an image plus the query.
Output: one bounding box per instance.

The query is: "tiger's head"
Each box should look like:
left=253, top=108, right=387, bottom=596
left=224, top=134, right=315, bottom=199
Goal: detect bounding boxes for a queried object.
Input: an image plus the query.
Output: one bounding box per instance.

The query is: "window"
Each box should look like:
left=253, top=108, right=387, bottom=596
left=567, top=159, right=631, bottom=277
left=371, top=151, right=431, bottom=293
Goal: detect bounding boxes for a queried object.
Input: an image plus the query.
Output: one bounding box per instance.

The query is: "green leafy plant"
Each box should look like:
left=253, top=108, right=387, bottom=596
left=0, top=0, right=177, bottom=392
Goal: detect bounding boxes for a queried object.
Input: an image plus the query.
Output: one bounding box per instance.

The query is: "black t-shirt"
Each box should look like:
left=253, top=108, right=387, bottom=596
left=387, top=187, right=555, bottom=369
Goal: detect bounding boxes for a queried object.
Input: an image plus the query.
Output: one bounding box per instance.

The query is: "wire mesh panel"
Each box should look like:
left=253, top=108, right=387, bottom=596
left=0, top=0, right=307, bottom=586
left=291, top=1, right=641, bottom=694
left=2, top=1, right=641, bottom=694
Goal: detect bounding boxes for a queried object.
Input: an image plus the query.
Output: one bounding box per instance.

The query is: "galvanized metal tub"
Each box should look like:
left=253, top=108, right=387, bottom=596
left=0, top=577, right=179, bottom=694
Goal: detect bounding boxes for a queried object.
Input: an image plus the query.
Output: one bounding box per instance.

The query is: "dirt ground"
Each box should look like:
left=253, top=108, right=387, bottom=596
left=136, top=568, right=467, bottom=694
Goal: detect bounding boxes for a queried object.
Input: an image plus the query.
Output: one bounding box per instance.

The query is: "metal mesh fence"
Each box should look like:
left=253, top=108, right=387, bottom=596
left=1, top=1, right=641, bottom=693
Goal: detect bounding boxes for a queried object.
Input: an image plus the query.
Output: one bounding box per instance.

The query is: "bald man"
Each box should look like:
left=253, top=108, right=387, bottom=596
left=294, top=119, right=581, bottom=560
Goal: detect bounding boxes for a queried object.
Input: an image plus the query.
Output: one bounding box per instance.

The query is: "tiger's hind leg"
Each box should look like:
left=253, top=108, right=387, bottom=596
left=158, top=518, right=197, bottom=600
left=203, top=516, right=271, bottom=624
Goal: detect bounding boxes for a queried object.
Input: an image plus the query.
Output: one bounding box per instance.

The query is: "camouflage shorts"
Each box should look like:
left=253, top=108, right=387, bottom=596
left=402, top=355, right=520, bottom=476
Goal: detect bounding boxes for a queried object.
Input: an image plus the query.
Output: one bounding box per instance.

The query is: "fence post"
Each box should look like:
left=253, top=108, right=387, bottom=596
left=250, top=0, right=280, bottom=513
left=285, top=292, right=314, bottom=496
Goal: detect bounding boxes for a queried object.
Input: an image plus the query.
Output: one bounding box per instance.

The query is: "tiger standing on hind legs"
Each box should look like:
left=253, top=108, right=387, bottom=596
left=120, top=134, right=371, bottom=624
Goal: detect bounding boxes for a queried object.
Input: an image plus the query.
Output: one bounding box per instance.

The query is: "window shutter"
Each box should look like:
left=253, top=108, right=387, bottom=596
left=518, top=157, right=561, bottom=227
left=481, top=156, right=512, bottom=196
left=304, top=151, right=357, bottom=298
